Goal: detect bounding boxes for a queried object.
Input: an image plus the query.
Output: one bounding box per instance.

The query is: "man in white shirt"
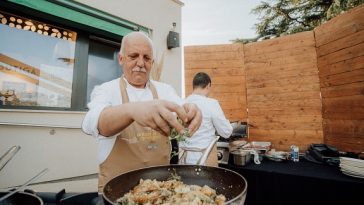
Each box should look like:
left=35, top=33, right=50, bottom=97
left=180, top=72, right=232, bottom=166
left=82, top=32, right=202, bottom=192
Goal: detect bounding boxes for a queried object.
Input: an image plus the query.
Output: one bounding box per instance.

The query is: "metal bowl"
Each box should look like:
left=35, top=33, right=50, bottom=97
left=231, top=150, right=251, bottom=166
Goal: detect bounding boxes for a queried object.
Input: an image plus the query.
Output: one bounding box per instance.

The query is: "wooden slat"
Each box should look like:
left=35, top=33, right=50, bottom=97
left=248, top=128, right=323, bottom=151
left=317, top=42, right=364, bottom=67
left=248, top=107, right=322, bottom=116
left=245, top=60, right=317, bottom=73
left=209, top=94, right=246, bottom=102
left=247, top=75, right=319, bottom=89
left=248, top=98, right=322, bottom=108
left=220, top=101, right=245, bottom=110
left=321, top=82, right=364, bottom=98
left=249, top=117, right=323, bottom=130
left=185, top=59, right=243, bottom=69
left=246, top=69, right=318, bottom=82
left=314, top=4, right=364, bottom=47
left=323, top=119, right=364, bottom=134
left=247, top=83, right=320, bottom=95
left=185, top=68, right=245, bottom=77
left=322, top=95, right=364, bottom=109
left=319, top=68, right=364, bottom=87
left=184, top=51, right=242, bottom=61
left=245, top=52, right=317, bottom=65
left=224, top=108, right=247, bottom=119
left=316, top=29, right=364, bottom=57
left=244, top=31, right=315, bottom=56
left=246, top=46, right=316, bottom=62
left=323, top=108, right=364, bottom=120
left=247, top=91, right=320, bottom=102
left=318, top=55, right=364, bottom=77
left=184, top=44, right=242, bottom=53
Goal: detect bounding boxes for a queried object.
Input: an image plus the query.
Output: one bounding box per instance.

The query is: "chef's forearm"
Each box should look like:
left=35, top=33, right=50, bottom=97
left=98, top=103, right=134, bottom=137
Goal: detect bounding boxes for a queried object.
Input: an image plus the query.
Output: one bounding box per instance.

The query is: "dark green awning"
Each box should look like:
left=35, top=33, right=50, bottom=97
left=8, top=0, right=149, bottom=37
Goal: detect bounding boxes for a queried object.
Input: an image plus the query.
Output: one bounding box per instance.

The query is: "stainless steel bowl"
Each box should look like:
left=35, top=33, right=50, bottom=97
left=231, top=150, right=251, bottom=166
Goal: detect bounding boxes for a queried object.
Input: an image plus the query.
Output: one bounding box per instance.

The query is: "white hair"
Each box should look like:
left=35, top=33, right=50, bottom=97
left=120, top=31, right=154, bottom=58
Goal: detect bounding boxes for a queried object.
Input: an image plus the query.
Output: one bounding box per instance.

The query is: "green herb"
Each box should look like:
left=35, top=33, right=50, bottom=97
left=169, top=118, right=190, bottom=143
left=169, top=128, right=190, bottom=143
left=167, top=168, right=181, bottom=181
left=169, top=118, right=191, bottom=158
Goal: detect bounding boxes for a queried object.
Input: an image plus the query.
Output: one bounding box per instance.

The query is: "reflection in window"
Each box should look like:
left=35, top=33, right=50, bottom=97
left=0, top=10, right=77, bottom=108
left=87, top=39, right=121, bottom=103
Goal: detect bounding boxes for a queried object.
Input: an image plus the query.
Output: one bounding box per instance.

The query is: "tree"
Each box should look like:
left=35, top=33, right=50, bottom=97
left=233, top=0, right=364, bottom=43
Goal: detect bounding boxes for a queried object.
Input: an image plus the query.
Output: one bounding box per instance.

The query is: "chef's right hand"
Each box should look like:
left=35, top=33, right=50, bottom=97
left=130, top=99, right=188, bottom=136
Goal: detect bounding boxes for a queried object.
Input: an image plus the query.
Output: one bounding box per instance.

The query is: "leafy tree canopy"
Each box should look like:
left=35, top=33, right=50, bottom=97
left=233, top=0, right=364, bottom=43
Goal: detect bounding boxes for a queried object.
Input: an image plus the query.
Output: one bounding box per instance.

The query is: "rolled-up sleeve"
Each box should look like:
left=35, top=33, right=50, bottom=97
left=82, top=85, right=111, bottom=138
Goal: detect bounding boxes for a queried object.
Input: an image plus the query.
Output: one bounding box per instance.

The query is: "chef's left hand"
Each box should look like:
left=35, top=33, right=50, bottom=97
left=182, top=103, right=202, bottom=135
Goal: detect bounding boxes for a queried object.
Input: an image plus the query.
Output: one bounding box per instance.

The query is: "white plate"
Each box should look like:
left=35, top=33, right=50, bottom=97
left=340, top=157, right=364, bottom=164
left=340, top=164, right=364, bottom=173
left=341, top=168, right=364, bottom=177
left=342, top=171, right=364, bottom=179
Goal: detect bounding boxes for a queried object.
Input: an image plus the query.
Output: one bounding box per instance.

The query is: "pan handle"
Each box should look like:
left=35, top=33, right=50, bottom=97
left=0, top=145, right=21, bottom=172
left=0, top=168, right=49, bottom=202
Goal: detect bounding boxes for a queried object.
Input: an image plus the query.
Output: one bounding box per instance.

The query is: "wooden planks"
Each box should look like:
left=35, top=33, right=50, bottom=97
left=245, top=31, right=323, bottom=151
left=314, top=4, right=364, bottom=47
left=184, top=44, right=247, bottom=121
left=315, top=4, right=364, bottom=153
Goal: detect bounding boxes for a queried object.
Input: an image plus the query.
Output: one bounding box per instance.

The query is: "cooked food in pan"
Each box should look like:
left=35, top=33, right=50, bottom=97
left=117, top=178, right=226, bottom=205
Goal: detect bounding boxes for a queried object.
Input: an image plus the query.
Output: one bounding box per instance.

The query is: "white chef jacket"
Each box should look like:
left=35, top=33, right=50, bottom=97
left=180, top=94, right=233, bottom=164
left=82, top=77, right=183, bottom=164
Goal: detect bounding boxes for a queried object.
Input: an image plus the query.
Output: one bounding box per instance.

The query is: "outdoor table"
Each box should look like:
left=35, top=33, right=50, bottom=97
left=220, top=159, right=364, bottom=205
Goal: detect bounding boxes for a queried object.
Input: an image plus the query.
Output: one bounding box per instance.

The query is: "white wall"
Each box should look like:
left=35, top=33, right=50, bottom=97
left=76, top=0, right=184, bottom=95
left=0, top=110, right=98, bottom=190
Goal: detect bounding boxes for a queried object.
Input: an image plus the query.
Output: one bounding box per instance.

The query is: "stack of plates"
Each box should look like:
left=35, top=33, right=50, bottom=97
left=339, top=157, right=364, bottom=178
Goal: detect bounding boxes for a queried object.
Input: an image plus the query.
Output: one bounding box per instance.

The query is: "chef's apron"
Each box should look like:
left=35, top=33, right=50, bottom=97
left=98, top=78, right=171, bottom=193
left=180, top=144, right=218, bottom=166
left=205, top=144, right=218, bottom=166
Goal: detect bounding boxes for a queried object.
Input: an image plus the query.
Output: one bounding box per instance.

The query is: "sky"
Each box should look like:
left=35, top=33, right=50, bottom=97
left=181, top=0, right=261, bottom=46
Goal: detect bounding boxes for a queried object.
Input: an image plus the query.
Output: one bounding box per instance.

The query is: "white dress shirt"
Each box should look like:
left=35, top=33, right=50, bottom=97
left=180, top=94, right=233, bottom=164
left=82, top=77, right=183, bottom=164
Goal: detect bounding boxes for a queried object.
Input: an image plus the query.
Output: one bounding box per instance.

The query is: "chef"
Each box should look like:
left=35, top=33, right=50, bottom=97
left=82, top=32, right=202, bottom=192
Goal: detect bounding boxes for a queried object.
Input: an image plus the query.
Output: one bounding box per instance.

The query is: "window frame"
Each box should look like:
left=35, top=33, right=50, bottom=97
left=0, top=1, right=142, bottom=111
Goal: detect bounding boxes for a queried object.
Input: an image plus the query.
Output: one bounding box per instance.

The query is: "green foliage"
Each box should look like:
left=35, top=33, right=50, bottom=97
left=233, top=0, right=364, bottom=43
left=169, top=118, right=190, bottom=143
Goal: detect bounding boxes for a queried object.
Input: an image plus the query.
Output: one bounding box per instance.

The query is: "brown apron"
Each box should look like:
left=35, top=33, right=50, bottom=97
left=179, top=144, right=218, bottom=167
left=98, top=78, right=171, bottom=192
left=205, top=144, right=218, bottom=166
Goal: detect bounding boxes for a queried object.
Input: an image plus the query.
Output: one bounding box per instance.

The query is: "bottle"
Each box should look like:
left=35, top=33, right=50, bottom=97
left=290, top=145, right=299, bottom=162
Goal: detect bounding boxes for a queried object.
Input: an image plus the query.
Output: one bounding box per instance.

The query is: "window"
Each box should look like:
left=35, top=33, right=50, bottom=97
left=87, top=37, right=122, bottom=103
left=0, top=3, right=138, bottom=111
left=0, top=10, right=77, bottom=108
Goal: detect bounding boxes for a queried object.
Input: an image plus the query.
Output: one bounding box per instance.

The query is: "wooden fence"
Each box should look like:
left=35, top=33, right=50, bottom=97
left=314, top=5, right=364, bottom=153
left=184, top=44, right=247, bottom=121
left=184, top=4, right=364, bottom=152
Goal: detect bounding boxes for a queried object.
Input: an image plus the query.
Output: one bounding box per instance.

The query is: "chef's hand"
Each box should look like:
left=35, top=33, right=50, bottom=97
left=182, top=103, right=202, bottom=135
left=130, top=99, right=188, bottom=136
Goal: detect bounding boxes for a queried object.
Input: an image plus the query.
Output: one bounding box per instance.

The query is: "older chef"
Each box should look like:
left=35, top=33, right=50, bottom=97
left=82, top=32, right=202, bottom=192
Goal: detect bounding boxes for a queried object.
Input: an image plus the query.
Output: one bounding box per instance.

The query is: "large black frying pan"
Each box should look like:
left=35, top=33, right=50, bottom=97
left=103, top=165, right=247, bottom=205
left=0, top=192, right=43, bottom=205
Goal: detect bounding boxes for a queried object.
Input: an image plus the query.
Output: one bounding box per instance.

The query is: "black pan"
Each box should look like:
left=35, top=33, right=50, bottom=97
left=0, top=192, right=43, bottom=205
left=103, top=165, right=247, bottom=205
